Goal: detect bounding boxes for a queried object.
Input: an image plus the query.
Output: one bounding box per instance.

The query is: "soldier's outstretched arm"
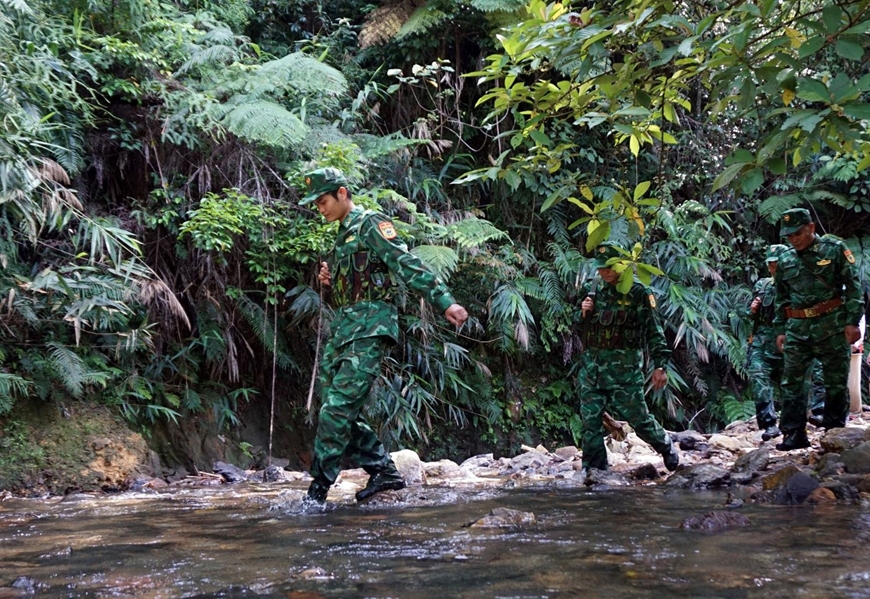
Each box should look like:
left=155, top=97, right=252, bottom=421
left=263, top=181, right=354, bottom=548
left=359, top=212, right=457, bottom=315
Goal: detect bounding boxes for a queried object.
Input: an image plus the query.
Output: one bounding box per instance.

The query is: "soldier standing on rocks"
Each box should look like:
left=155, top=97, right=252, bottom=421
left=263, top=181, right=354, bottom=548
left=747, top=244, right=788, bottom=441
left=773, top=208, right=863, bottom=451
left=298, top=168, right=469, bottom=504
left=576, top=242, right=679, bottom=473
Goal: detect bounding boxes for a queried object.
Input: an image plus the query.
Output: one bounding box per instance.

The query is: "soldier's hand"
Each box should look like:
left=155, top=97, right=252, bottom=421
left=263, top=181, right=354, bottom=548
left=750, top=297, right=761, bottom=314
left=845, top=324, right=860, bottom=345
left=444, top=304, right=469, bottom=328
left=651, top=368, right=668, bottom=390
left=581, top=297, right=594, bottom=317
left=318, top=261, right=331, bottom=286
left=776, top=334, right=786, bottom=353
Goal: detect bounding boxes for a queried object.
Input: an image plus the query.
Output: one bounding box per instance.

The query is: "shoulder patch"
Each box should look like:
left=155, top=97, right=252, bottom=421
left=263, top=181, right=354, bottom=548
left=816, top=259, right=831, bottom=266
left=648, top=294, right=656, bottom=309
left=844, top=249, right=855, bottom=264
left=377, top=220, right=397, bottom=240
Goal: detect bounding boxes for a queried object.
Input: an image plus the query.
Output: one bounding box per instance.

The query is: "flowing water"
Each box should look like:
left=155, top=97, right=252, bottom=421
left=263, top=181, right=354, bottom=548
left=2, top=481, right=870, bottom=598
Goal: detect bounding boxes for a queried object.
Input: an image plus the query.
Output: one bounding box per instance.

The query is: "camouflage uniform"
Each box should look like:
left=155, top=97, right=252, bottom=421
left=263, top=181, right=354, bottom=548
left=747, top=273, right=782, bottom=432
left=300, top=170, right=457, bottom=499
left=577, top=244, right=675, bottom=471
left=774, top=209, right=863, bottom=437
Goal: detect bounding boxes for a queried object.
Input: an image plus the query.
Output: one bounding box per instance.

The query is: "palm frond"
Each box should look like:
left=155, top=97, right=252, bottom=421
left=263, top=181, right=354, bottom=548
left=0, top=0, right=32, bottom=14
left=235, top=295, right=298, bottom=372
left=757, top=194, right=805, bottom=223
left=359, top=1, right=420, bottom=49
left=396, top=5, right=448, bottom=39
left=355, top=132, right=426, bottom=160
left=47, top=342, right=86, bottom=397
left=177, top=44, right=239, bottom=74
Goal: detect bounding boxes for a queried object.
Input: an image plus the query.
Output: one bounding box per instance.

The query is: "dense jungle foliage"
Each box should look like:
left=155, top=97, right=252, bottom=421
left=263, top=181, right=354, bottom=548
left=2, top=0, right=870, bottom=467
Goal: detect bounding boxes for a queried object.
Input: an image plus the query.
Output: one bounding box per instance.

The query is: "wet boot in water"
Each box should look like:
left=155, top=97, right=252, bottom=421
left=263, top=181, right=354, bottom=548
left=305, top=480, right=330, bottom=505
left=662, top=445, right=680, bottom=472
left=355, top=470, right=405, bottom=502
left=775, top=429, right=810, bottom=451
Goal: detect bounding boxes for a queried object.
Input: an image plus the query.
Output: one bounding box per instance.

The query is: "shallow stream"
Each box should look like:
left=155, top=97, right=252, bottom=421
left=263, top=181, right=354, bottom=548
left=2, top=482, right=869, bottom=598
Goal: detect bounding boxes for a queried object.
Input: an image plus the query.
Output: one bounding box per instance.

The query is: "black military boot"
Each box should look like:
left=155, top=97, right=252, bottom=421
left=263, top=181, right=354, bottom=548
left=775, top=429, right=810, bottom=451
left=761, top=425, right=782, bottom=441
left=662, top=445, right=680, bottom=472
left=305, top=480, right=330, bottom=505
left=355, top=470, right=405, bottom=502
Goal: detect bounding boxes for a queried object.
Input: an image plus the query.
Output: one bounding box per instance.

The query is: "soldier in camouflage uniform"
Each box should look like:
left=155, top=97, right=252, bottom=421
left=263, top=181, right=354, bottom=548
left=773, top=208, right=863, bottom=451
left=576, top=242, right=679, bottom=472
left=299, top=168, right=469, bottom=503
left=747, top=244, right=788, bottom=441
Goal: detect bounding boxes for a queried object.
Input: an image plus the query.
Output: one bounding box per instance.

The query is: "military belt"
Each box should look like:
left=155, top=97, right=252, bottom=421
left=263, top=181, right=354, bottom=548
left=784, top=297, right=843, bottom=319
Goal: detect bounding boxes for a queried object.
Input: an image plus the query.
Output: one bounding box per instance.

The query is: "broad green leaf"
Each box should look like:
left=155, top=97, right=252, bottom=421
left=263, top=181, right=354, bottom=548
left=567, top=197, right=594, bottom=213
left=795, top=78, right=829, bottom=103
left=836, top=39, right=865, bottom=61
left=580, top=185, right=594, bottom=201
left=616, top=268, right=633, bottom=294
left=843, top=102, right=870, bottom=120
left=529, top=129, right=550, bottom=146
left=822, top=5, right=842, bottom=35
left=585, top=220, right=610, bottom=252
left=634, top=181, right=651, bottom=202
left=768, top=158, right=787, bottom=175
left=630, top=135, right=640, bottom=156
left=741, top=168, right=765, bottom=194
left=711, top=162, right=749, bottom=192
left=798, top=35, right=826, bottom=58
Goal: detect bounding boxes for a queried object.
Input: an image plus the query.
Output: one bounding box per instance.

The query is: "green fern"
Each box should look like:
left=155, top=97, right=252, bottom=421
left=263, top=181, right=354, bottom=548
left=0, top=0, right=32, bottom=14
left=411, top=245, right=460, bottom=277
left=0, top=373, right=30, bottom=414
left=217, top=99, right=308, bottom=148
left=235, top=295, right=298, bottom=372
left=446, top=217, right=509, bottom=249
left=178, top=44, right=239, bottom=74
left=257, top=52, right=348, bottom=99
left=397, top=6, right=448, bottom=39
left=757, top=194, right=805, bottom=222
left=469, top=0, right=527, bottom=11
left=47, top=342, right=86, bottom=397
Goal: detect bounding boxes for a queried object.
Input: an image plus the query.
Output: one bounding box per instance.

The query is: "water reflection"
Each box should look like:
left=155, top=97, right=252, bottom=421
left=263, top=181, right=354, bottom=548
left=1, top=483, right=869, bottom=598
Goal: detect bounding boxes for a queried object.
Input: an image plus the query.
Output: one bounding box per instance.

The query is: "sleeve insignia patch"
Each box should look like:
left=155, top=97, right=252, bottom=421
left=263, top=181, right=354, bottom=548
left=648, top=294, right=657, bottom=309
left=378, top=220, right=397, bottom=240
left=345, top=235, right=356, bottom=243
left=816, top=259, right=831, bottom=266
left=844, top=249, right=855, bottom=264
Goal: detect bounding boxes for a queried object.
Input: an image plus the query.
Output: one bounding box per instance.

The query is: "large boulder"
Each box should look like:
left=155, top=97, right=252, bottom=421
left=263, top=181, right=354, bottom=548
left=391, top=449, right=426, bottom=485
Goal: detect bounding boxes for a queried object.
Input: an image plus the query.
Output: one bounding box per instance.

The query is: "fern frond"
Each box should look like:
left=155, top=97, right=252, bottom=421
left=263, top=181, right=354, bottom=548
left=396, top=5, right=448, bottom=39
left=257, top=52, right=348, bottom=99
left=184, top=387, right=203, bottom=411
left=470, top=0, right=528, bottom=11
left=177, top=44, right=239, bottom=74
left=359, top=1, right=419, bottom=48
left=446, top=217, right=509, bottom=250
left=235, top=295, right=297, bottom=372
left=757, top=194, right=804, bottom=223
left=201, top=26, right=238, bottom=46
left=47, top=342, right=86, bottom=397
left=0, top=373, right=30, bottom=414
left=355, top=132, right=425, bottom=160
left=411, top=245, right=460, bottom=277
left=218, top=99, right=308, bottom=147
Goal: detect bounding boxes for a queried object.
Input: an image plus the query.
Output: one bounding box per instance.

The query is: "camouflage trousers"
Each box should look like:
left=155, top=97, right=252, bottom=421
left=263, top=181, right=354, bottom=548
left=746, top=342, right=782, bottom=430
left=747, top=346, right=826, bottom=429
left=780, top=331, right=851, bottom=433
left=578, top=352, right=672, bottom=471
left=309, top=335, right=397, bottom=486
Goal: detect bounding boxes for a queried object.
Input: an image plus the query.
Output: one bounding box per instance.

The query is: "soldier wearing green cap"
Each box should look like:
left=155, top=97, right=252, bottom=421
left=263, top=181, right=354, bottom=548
left=746, top=244, right=788, bottom=441
left=298, top=167, right=469, bottom=504
left=576, top=242, right=679, bottom=473
left=773, top=208, right=863, bottom=451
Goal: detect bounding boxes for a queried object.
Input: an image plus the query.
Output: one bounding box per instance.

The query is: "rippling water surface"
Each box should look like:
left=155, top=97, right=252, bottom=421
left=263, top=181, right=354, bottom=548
left=2, top=482, right=869, bottom=598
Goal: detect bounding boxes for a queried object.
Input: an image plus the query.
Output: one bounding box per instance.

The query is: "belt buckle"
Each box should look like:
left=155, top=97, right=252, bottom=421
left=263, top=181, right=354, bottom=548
left=804, top=307, right=817, bottom=318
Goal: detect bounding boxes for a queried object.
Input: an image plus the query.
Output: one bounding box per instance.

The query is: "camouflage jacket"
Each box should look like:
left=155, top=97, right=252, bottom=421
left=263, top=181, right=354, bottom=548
left=750, top=277, right=778, bottom=351
left=329, top=205, right=456, bottom=346
left=577, top=279, right=670, bottom=368
left=773, top=234, right=863, bottom=339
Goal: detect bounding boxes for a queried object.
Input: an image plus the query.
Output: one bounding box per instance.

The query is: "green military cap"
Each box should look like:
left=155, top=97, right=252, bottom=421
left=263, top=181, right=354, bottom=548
left=299, top=167, right=349, bottom=205
left=591, top=242, right=624, bottom=268
left=765, top=244, right=788, bottom=262
left=779, top=208, right=812, bottom=236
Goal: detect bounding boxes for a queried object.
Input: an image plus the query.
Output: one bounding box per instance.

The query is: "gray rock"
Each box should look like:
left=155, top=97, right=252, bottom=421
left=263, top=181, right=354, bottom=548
left=509, top=451, right=550, bottom=471
left=665, top=463, right=731, bottom=489
left=424, top=459, right=462, bottom=477
left=553, top=446, right=580, bottom=460
left=841, top=441, right=870, bottom=474
left=467, top=507, right=537, bottom=529
left=680, top=511, right=750, bottom=531
left=584, top=469, right=630, bottom=487
left=733, top=447, right=770, bottom=474
left=671, top=429, right=707, bottom=451
left=816, top=453, right=845, bottom=478
left=392, top=449, right=426, bottom=485
left=820, top=428, right=870, bottom=453
left=213, top=461, right=248, bottom=483
left=459, top=453, right=495, bottom=470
